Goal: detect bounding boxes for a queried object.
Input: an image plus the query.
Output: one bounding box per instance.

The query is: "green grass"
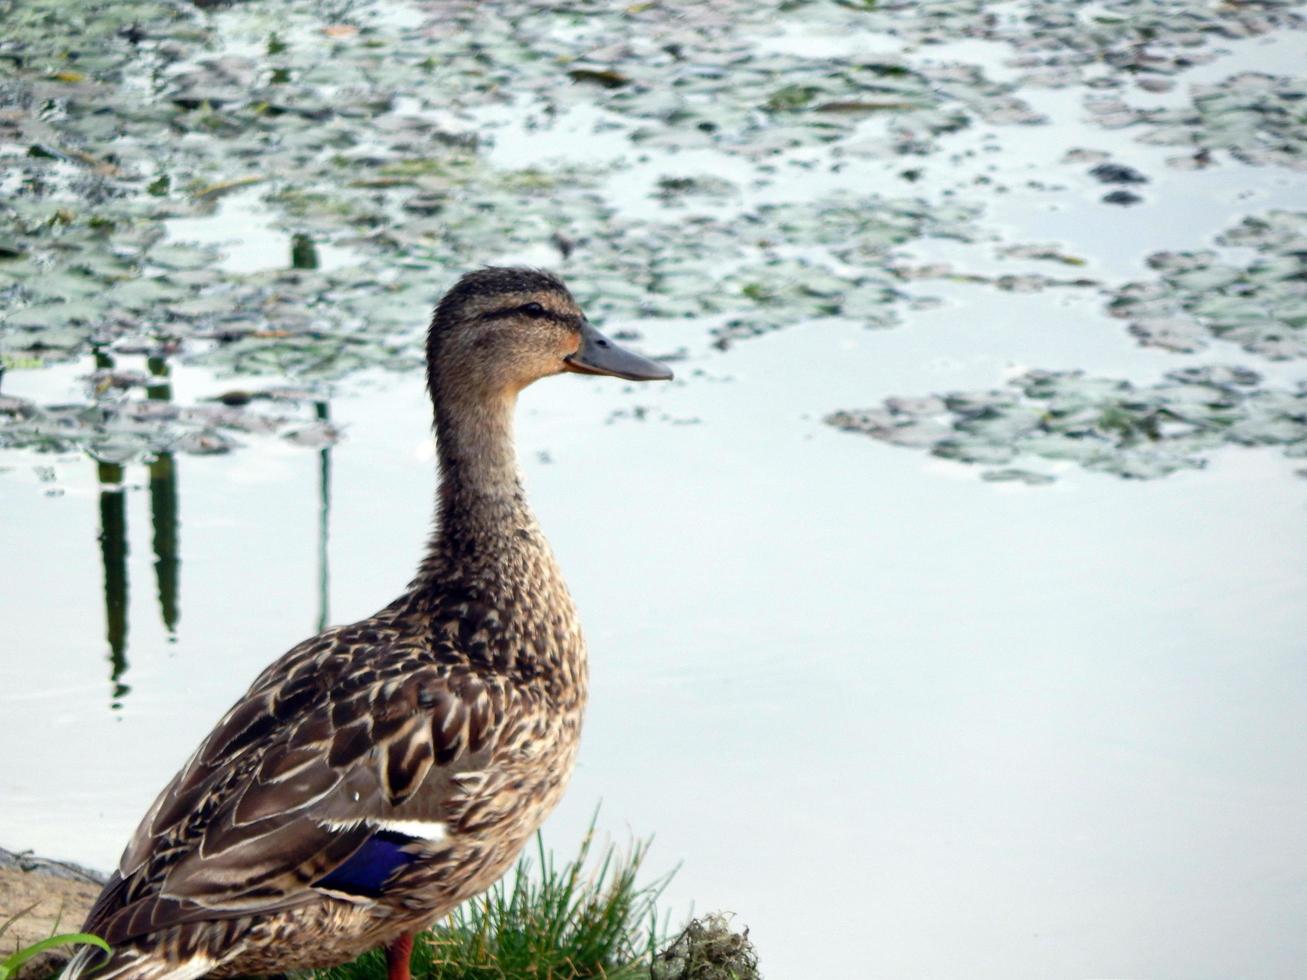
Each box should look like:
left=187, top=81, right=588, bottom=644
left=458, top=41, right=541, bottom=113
left=0, top=920, right=109, bottom=980
left=309, top=827, right=670, bottom=980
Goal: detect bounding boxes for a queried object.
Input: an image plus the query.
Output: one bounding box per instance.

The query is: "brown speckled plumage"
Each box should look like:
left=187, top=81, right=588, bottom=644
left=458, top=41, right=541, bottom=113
left=64, top=268, right=671, bottom=980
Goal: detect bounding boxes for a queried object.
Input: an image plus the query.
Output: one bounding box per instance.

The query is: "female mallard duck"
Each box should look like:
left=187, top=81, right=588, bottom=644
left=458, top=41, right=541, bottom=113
left=64, top=268, right=672, bottom=980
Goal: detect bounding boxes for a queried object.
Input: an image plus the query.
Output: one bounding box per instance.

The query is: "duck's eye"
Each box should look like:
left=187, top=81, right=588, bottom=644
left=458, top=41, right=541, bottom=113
left=521, top=302, right=547, bottom=317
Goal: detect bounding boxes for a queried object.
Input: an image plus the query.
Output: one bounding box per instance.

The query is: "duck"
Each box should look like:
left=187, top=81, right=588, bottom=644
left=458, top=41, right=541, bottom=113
left=62, top=267, right=673, bottom=980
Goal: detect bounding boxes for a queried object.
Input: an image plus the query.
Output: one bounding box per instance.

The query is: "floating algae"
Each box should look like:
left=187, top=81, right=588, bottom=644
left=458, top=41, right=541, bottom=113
left=0, top=379, right=337, bottom=461
left=2, top=0, right=1305, bottom=468
left=1108, top=211, right=1307, bottom=360
left=1087, top=72, right=1307, bottom=171
left=0, top=0, right=993, bottom=398
left=826, top=366, right=1307, bottom=482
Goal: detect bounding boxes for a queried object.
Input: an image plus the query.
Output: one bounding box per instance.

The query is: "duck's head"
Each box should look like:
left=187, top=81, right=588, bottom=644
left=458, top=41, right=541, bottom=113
left=426, top=267, right=672, bottom=401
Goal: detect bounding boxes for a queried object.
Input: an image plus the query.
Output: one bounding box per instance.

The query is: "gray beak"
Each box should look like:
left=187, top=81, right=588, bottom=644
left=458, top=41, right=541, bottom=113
left=563, top=321, right=673, bottom=382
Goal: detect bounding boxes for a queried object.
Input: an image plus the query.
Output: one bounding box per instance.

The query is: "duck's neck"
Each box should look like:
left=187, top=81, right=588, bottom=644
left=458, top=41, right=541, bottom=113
left=402, top=377, right=583, bottom=704
left=415, top=386, right=537, bottom=582
left=437, top=387, right=523, bottom=508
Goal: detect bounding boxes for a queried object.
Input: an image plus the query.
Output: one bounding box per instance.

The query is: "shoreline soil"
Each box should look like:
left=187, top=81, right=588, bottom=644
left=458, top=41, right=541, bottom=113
left=0, top=847, right=104, bottom=977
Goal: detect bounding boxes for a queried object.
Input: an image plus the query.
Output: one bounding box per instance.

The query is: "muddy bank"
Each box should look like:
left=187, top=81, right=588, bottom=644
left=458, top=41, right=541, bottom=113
left=0, top=848, right=103, bottom=977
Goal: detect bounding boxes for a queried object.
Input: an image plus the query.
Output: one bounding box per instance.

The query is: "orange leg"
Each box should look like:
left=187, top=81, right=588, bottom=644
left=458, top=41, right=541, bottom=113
left=385, top=931, right=415, bottom=980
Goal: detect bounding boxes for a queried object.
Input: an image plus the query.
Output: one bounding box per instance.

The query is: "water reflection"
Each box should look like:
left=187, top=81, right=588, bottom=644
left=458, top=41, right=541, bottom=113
left=147, top=357, right=180, bottom=638
left=291, top=233, right=319, bottom=271
left=92, top=350, right=181, bottom=706
left=84, top=349, right=335, bottom=703
left=297, top=230, right=332, bottom=631
left=315, top=399, right=332, bottom=633
left=96, top=459, right=130, bottom=708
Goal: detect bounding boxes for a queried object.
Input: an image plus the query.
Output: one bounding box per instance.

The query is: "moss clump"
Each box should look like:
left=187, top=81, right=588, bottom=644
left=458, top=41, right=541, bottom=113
left=650, top=914, right=759, bottom=980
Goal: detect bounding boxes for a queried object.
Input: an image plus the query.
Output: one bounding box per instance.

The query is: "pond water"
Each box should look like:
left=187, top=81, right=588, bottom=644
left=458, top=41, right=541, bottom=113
left=3, top=2, right=1307, bottom=977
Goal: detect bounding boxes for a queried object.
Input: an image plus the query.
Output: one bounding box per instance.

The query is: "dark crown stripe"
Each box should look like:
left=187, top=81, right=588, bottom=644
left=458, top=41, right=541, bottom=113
left=480, top=304, right=579, bottom=326
left=438, top=267, right=569, bottom=310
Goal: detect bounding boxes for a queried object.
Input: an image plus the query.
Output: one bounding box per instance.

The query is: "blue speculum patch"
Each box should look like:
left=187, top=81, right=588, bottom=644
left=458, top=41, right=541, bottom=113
left=314, top=830, right=421, bottom=898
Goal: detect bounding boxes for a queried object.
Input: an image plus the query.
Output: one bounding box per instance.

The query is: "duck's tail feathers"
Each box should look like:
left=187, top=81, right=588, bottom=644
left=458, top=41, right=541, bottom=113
left=59, top=945, right=220, bottom=980
left=58, top=945, right=104, bottom=980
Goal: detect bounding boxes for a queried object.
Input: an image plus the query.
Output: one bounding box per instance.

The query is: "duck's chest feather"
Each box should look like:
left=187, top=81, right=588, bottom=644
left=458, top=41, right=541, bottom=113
left=262, top=537, right=589, bottom=911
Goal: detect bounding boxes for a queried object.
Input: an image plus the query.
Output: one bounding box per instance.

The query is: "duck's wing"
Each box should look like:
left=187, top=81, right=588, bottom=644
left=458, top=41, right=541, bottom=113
left=84, top=630, right=503, bottom=949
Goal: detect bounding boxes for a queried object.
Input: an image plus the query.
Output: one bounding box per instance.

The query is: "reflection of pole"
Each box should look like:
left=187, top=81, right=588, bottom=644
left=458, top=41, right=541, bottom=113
left=291, top=233, right=320, bottom=270
left=147, top=357, right=179, bottom=636
left=149, top=453, right=179, bottom=635
left=147, top=356, right=171, bottom=401
left=97, top=461, right=130, bottom=708
left=316, top=400, right=331, bottom=633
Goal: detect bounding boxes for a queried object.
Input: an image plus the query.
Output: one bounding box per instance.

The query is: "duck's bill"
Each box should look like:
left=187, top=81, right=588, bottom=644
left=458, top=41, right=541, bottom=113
left=564, top=322, right=673, bottom=382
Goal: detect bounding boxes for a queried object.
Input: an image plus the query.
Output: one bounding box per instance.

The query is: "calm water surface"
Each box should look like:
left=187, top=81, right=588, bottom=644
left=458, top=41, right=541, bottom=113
left=6, top=321, right=1307, bottom=978
left=3, top=16, right=1307, bottom=980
